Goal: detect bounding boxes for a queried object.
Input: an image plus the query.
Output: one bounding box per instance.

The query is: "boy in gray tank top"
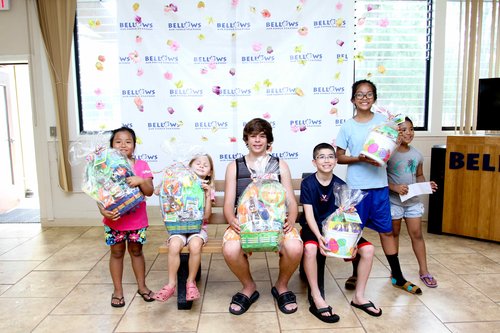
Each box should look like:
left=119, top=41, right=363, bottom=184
left=222, top=118, right=303, bottom=315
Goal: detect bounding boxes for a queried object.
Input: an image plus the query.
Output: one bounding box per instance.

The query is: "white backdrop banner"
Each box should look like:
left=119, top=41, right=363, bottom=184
left=96, top=0, right=354, bottom=187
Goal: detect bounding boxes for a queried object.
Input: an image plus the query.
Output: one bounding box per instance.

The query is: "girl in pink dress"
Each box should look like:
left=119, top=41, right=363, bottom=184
left=99, top=127, right=155, bottom=307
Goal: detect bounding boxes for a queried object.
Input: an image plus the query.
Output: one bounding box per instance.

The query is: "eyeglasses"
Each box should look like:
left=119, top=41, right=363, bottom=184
left=354, top=92, right=374, bottom=100
left=315, top=154, right=336, bottom=161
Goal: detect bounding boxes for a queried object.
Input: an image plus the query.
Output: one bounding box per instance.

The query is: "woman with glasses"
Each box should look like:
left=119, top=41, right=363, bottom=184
left=336, top=80, right=423, bottom=300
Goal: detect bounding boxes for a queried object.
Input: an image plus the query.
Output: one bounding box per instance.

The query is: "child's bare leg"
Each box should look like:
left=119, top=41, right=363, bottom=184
left=392, top=218, right=403, bottom=250
left=187, top=237, right=203, bottom=283
left=109, top=242, right=126, bottom=304
left=128, top=242, right=149, bottom=293
left=405, top=217, right=430, bottom=276
left=185, top=237, right=203, bottom=300
left=167, top=237, right=185, bottom=287
left=303, top=243, right=331, bottom=316
left=351, top=244, right=381, bottom=315
left=352, top=244, right=374, bottom=305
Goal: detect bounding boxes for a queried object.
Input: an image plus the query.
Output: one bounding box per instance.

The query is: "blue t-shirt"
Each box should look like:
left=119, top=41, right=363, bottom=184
left=299, top=173, right=345, bottom=228
left=336, top=112, right=388, bottom=189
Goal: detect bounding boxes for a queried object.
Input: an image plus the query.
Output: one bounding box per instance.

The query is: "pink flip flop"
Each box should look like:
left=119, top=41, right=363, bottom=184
left=420, top=274, right=438, bottom=288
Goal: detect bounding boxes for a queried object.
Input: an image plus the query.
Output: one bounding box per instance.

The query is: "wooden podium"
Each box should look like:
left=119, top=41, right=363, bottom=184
left=442, top=136, right=500, bottom=241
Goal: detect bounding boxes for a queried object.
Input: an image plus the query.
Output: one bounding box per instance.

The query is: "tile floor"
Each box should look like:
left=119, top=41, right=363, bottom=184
left=0, top=223, right=499, bottom=333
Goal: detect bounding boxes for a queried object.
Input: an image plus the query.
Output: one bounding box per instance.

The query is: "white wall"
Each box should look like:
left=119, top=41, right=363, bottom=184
left=0, top=0, right=448, bottom=226
left=0, top=1, right=29, bottom=57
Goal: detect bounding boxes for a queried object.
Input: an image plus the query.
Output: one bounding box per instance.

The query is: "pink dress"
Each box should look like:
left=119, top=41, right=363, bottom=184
left=103, top=159, right=153, bottom=231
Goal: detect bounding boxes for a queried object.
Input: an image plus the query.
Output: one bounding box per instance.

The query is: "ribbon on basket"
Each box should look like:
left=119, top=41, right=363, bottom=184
left=337, top=204, right=357, bottom=215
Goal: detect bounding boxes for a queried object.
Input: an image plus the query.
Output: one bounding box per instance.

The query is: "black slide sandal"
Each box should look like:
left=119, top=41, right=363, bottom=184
left=229, top=291, right=260, bottom=315
left=271, top=287, right=298, bottom=314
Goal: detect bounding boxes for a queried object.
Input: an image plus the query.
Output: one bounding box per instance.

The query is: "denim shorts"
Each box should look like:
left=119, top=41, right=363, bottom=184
left=390, top=202, right=424, bottom=220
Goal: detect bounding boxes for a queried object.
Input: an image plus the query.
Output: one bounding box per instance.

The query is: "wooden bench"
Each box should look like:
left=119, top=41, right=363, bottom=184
left=158, top=179, right=303, bottom=309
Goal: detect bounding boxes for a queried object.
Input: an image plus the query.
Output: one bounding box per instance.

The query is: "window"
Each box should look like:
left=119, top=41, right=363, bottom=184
left=75, top=1, right=119, bottom=132
left=442, top=1, right=498, bottom=129
left=354, top=0, right=432, bottom=129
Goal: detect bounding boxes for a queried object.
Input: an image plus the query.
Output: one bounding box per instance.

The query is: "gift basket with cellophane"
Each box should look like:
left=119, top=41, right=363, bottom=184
left=81, top=147, right=144, bottom=216
left=159, top=160, right=205, bottom=235
left=360, top=105, right=405, bottom=166
left=321, top=184, right=367, bottom=258
left=237, top=156, right=286, bottom=252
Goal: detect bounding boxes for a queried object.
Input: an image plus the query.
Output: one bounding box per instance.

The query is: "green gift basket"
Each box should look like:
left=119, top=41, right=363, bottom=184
left=237, top=179, right=286, bottom=252
left=240, top=230, right=283, bottom=252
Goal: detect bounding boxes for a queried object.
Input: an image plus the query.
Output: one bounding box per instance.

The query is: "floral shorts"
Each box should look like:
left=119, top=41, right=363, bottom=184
left=104, top=226, right=147, bottom=246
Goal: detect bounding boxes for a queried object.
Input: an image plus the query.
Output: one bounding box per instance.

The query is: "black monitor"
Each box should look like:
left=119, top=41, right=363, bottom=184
left=477, top=78, right=500, bottom=131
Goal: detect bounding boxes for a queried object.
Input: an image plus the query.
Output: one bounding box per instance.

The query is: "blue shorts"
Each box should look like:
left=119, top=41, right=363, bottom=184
left=104, top=226, right=148, bottom=246
left=391, top=202, right=424, bottom=219
left=355, top=187, right=392, bottom=233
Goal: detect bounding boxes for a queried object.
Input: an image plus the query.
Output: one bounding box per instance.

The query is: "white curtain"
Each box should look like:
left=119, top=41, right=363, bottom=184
left=457, top=0, right=500, bottom=133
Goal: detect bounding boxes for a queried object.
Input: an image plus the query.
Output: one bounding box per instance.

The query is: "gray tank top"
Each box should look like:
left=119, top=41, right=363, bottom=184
left=235, top=156, right=280, bottom=207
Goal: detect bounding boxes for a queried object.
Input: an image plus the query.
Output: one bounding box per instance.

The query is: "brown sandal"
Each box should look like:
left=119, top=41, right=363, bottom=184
left=345, top=276, right=357, bottom=290
left=111, top=294, right=125, bottom=308
left=137, top=290, right=155, bottom=302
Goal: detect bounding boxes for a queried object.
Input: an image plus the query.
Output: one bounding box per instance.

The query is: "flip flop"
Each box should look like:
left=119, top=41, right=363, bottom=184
left=308, top=304, right=340, bottom=323
left=111, top=294, right=125, bottom=308
left=350, top=300, right=382, bottom=317
left=229, top=291, right=260, bottom=315
left=420, top=274, right=438, bottom=288
left=391, top=277, right=422, bottom=295
left=271, top=287, right=298, bottom=314
left=345, top=276, right=357, bottom=290
left=137, top=290, right=155, bottom=302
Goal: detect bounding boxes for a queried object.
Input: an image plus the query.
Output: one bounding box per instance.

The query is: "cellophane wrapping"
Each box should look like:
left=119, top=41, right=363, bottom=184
left=237, top=156, right=286, bottom=252
left=321, top=184, right=367, bottom=258
left=82, top=148, right=144, bottom=216
left=360, top=105, right=405, bottom=166
left=159, top=162, right=205, bottom=234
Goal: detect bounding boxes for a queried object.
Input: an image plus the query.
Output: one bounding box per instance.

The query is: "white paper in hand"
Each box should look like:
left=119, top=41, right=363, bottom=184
left=400, top=182, right=433, bottom=202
